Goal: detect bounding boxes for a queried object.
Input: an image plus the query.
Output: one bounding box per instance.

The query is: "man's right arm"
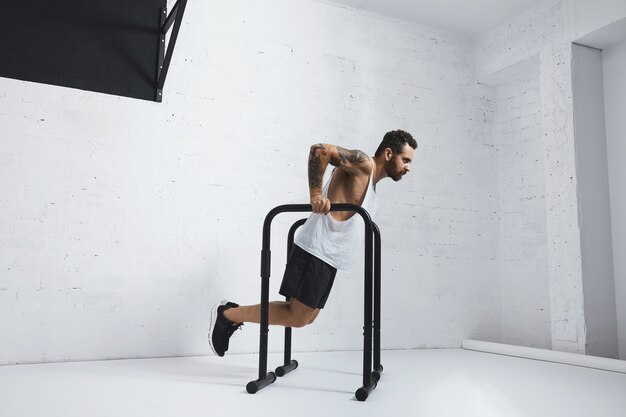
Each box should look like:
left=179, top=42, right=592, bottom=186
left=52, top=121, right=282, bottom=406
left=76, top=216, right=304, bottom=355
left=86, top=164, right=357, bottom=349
left=308, top=143, right=370, bottom=214
left=308, top=144, right=331, bottom=214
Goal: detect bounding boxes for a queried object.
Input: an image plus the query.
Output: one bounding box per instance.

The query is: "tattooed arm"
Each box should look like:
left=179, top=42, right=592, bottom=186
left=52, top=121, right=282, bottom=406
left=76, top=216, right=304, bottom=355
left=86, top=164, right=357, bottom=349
left=308, top=143, right=370, bottom=214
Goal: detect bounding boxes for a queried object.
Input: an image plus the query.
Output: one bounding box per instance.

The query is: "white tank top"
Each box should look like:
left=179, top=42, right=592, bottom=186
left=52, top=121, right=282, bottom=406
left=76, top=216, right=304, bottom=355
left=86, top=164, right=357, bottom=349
left=294, top=157, right=379, bottom=271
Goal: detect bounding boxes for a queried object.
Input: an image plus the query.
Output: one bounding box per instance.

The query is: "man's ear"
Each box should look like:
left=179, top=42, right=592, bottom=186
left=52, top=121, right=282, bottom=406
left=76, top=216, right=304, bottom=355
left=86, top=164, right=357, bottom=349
left=384, top=148, right=393, bottom=161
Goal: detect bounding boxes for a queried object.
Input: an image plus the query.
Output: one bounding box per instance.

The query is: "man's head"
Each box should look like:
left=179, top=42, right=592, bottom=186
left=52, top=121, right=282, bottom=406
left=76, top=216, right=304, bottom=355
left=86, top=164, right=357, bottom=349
left=374, top=130, right=417, bottom=181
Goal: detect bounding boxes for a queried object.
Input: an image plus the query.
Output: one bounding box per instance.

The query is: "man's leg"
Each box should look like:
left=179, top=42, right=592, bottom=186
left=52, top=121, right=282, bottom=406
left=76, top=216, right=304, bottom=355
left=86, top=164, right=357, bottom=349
left=224, top=297, right=320, bottom=328
left=210, top=246, right=333, bottom=357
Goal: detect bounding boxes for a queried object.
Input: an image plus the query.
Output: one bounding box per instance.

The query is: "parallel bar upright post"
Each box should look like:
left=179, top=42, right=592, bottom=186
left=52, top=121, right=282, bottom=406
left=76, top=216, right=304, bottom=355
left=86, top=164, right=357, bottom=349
left=275, top=218, right=306, bottom=377
left=373, top=223, right=383, bottom=374
left=245, top=208, right=281, bottom=393
left=358, top=214, right=374, bottom=397
left=258, top=246, right=270, bottom=380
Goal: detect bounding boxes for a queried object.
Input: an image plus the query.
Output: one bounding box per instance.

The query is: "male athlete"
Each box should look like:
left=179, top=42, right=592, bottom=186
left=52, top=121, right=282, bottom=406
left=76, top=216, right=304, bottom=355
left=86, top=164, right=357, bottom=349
left=209, top=130, right=416, bottom=356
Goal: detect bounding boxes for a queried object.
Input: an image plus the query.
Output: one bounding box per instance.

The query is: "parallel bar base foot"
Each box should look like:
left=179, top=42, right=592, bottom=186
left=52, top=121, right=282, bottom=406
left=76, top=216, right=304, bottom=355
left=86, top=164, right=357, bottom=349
left=275, top=360, right=298, bottom=377
left=355, top=380, right=377, bottom=401
left=372, top=364, right=383, bottom=382
left=246, top=372, right=277, bottom=394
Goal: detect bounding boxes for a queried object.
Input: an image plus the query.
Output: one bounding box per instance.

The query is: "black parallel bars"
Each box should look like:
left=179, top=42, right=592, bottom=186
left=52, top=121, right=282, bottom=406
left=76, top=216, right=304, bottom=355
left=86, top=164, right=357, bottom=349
left=246, top=204, right=380, bottom=401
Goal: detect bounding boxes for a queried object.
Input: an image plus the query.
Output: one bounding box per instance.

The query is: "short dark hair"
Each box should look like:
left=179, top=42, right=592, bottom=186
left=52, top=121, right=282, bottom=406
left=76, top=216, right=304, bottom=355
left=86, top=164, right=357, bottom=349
left=374, top=130, right=417, bottom=157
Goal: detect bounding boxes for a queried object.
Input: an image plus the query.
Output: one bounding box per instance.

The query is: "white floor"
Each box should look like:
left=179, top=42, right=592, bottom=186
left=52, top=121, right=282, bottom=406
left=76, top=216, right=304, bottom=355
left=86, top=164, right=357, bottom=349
left=1, top=349, right=625, bottom=417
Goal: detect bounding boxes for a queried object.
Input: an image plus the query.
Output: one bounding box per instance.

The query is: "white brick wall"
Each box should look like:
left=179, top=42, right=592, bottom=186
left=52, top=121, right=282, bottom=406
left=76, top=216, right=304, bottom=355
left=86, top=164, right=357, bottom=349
left=0, top=0, right=501, bottom=364
left=475, top=0, right=573, bottom=79
left=3, top=0, right=623, bottom=364
left=540, top=42, right=587, bottom=353
left=475, top=0, right=590, bottom=354
left=603, top=38, right=626, bottom=360
left=479, top=56, right=551, bottom=349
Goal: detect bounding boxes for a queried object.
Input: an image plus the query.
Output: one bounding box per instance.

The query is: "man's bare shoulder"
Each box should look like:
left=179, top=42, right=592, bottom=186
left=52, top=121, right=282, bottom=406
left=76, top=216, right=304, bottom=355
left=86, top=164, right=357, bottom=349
left=330, top=145, right=372, bottom=176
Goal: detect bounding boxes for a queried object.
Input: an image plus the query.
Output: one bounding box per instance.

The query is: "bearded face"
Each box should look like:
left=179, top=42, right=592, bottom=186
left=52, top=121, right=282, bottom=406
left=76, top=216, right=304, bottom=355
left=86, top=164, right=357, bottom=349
left=384, top=158, right=405, bottom=181
left=383, top=144, right=413, bottom=181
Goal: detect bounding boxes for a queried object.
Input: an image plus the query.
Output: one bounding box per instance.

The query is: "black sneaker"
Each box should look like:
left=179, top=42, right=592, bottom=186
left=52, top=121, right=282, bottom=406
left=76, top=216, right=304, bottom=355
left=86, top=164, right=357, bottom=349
left=208, top=300, right=242, bottom=357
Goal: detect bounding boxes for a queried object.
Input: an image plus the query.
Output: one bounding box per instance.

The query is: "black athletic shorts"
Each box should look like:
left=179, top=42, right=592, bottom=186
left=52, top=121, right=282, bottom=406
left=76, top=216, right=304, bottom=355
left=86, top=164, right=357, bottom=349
left=279, top=244, right=338, bottom=309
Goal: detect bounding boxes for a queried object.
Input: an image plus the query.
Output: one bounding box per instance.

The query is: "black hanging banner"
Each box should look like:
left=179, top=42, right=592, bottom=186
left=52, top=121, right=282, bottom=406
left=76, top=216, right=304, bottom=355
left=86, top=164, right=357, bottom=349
left=0, top=0, right=185, bottom=102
